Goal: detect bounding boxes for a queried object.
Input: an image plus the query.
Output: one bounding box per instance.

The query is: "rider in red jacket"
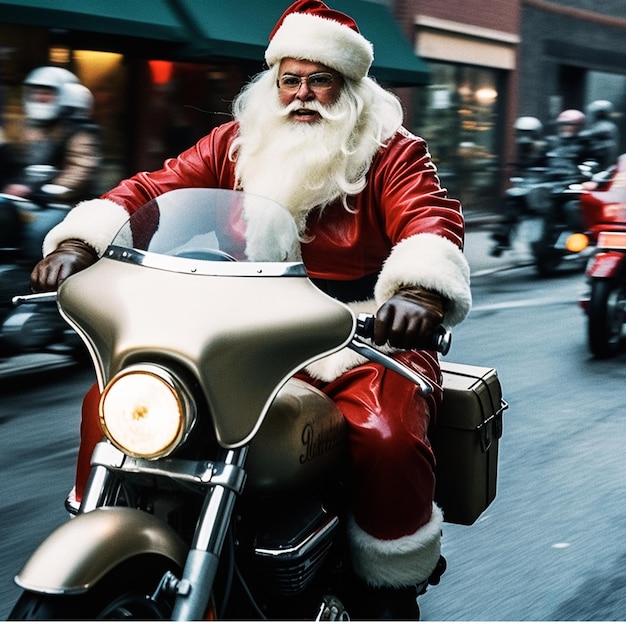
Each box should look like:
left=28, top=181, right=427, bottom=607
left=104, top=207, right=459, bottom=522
left=31, top=1, right=471, bottom=618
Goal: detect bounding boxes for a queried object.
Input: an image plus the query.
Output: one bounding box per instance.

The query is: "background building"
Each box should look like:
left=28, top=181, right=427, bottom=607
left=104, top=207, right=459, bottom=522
left=0, top=0, right=430, bottom=194
left=395, top=0, right=520, bottom=213
left=1, top=0, right=625, bottom=218
left=518, top=0, right=626, bottom=144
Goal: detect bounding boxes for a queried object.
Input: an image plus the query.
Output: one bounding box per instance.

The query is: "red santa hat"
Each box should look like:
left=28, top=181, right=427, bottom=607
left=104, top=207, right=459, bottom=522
left=265, top=0, right=374, bottom=81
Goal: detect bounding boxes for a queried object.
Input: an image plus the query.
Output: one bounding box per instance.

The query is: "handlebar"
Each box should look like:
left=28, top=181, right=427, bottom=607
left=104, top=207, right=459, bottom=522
left=12, top=292, right=57, bottom=305
left=355, top=313, right=451, bottom=355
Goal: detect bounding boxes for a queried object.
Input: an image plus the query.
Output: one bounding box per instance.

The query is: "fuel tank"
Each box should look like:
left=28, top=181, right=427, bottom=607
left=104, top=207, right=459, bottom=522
left=245, top=378, right=347, bottom=494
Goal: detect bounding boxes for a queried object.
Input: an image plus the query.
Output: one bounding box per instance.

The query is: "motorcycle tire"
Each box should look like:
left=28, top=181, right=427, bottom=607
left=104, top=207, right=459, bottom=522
left=532, top=238, right=562, bottom=277
left=7, top=554, right=180, bottom=620
left=588, top=279, right=626, bottom=359
left=531, top=218, right=562, bottom=277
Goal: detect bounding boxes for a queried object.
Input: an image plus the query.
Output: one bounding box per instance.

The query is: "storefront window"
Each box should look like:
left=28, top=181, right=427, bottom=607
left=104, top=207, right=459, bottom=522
left=414, top=62, right=502, bottom=211
left=0, top=24, right=255, bottom=193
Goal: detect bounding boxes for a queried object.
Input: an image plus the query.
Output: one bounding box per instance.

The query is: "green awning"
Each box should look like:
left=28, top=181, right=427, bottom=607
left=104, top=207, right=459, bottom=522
left=172, top=0, right=431, bottom=86
left=0, top=0, right=187, bottom=42
left=0, top=0, right=430, bottom=86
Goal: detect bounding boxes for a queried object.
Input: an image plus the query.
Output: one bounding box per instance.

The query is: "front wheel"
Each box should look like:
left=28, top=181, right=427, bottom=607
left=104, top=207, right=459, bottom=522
left=588, top=279, right=626, bottom=358
left=8, top=554, right=179, bottom=620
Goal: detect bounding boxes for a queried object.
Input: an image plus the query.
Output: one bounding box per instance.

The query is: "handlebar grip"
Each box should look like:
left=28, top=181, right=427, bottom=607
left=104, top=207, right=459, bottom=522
left=356, top=313, right=451, bottom=356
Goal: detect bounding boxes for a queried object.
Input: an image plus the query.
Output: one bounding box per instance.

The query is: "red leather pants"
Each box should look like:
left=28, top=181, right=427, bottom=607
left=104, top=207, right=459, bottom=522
left=298, top=350, right=441, bottom=540
left=75, top=351, right=441, bottom=542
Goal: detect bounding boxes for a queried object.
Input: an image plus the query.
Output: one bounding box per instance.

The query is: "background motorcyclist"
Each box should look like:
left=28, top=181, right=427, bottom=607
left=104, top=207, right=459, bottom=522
left=0, top=66, right=102, bottom=269
left=490, top=116, right=548, bottom=255
left=29, top=0, right=471, bottom=619
left=511, top=115, right=548, bottom=170
left=545, top=108, right=591, bottom=172
left=580, top=99, right=620, bottom=171
left=1, top=66, right=101, bottom=205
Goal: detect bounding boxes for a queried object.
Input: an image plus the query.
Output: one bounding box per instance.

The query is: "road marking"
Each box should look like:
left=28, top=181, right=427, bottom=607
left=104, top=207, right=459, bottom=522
left=471, top=297, right=579, bottom=312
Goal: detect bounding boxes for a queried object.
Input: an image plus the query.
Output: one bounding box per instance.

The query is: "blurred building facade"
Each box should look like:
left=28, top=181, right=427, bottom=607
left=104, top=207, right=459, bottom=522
left=0, top=1, right=430, bottom=195
left=396, top=0, right=626, bottom=213
left=395, top=0, right=519, bottom=212
left=517, top=1, right=626, bottom=144
left=0, top=1, right=625, bottom=215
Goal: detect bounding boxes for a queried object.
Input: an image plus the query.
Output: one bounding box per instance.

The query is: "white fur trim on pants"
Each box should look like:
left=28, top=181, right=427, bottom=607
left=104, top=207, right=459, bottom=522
left=374, top=232, right=472, bottom=327
left=348, top=504, right=443, bottom=588
left=42, top=198, right=130, bottom=257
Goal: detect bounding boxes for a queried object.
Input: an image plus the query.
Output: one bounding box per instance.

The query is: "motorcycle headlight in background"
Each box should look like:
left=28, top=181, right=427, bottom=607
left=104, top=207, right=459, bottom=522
left=564, top=232, right=589, bottom=253
left=99, top=364, right=196, bottom=459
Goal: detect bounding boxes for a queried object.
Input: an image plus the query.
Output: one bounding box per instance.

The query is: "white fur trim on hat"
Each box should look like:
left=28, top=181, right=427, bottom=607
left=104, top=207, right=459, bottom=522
left=42, top=198, right=130, bottom=257
left=348, top=504, right=443, bottom=588
left=374, top=233, right=472, bottom=327
left=265, top=11, right=374, bottom=80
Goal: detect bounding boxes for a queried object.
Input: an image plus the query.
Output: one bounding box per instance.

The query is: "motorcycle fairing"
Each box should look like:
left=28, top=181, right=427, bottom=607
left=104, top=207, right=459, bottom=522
left=57, top=188, right=356, bottom=448
left=14, top=507, right=187, bottom=594
left=587, top=250, right=626, bottom=278
left=60, top=260, right=353, bottom=448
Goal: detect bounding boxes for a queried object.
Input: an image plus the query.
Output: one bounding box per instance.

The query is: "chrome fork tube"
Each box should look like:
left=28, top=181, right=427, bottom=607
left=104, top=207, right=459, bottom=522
left=79, top=465, right=114, bottom=513
left=171, top=447, right=248, bottom=621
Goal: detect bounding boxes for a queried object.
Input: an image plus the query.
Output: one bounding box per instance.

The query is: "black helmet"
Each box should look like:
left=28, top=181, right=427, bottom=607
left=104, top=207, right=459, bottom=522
left=587, top=100, right=614, bottom=122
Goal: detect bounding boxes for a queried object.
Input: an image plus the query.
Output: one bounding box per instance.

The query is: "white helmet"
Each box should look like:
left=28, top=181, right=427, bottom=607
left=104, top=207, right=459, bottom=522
left=514, top=116, right=543, bottom=143
left=59, top=82, right=94, bottom=118
left=23, top=66, right=79, bottom=122
left=514, top=116, right=543, bottom=134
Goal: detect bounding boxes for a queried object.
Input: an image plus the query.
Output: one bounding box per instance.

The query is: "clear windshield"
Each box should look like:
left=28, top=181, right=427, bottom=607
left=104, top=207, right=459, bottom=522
left=108, top=188, right=303, bottom=267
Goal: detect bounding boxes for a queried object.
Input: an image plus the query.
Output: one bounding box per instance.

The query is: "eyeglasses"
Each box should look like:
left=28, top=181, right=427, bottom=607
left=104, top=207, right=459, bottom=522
left=277, top=72, right=335, bottom=93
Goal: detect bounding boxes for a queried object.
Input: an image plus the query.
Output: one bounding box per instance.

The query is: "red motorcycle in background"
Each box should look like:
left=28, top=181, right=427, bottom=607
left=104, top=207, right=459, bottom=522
left=570, top=154, right=626, bottom=358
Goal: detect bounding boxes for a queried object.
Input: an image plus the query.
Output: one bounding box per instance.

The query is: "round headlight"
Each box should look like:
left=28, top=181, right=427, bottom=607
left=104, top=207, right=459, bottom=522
left=100, top=365, right=194, bottom=459
left=564, top=232, right=589, bottom=253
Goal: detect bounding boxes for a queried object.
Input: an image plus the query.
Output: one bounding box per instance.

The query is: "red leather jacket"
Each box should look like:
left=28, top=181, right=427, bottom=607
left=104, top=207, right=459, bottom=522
left=103, top=121, right=464, bottom=288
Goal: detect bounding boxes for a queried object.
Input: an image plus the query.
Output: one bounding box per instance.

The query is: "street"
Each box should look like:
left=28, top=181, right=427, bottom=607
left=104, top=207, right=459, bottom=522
left=1, top=227, right=626, bottom=620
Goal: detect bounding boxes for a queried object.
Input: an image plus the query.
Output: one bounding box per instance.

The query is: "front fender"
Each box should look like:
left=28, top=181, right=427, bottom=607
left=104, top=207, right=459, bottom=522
left=588, top=251, right=626, bottom=278
left=14, top=507, right=187, bottom=595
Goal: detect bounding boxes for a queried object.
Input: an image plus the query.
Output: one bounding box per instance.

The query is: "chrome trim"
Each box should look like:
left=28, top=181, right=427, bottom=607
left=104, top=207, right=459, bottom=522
left=348, top=337, right=436, bottom=395
left=104, top=245, right=307, bottom=277
left=90, top=441, right=247, bottom=494
left=254, top=515, right=339, bottom=560
left=12, top=291, right=58, bottom=305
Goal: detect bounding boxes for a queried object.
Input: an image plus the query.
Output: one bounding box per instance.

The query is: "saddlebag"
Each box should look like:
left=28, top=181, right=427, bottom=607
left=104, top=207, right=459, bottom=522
left=431, top=362, right=507, bottom=525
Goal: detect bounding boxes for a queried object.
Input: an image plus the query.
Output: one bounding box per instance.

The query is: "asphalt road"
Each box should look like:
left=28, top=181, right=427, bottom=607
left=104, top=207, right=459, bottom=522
left=1, top=227, right=626, bottom=620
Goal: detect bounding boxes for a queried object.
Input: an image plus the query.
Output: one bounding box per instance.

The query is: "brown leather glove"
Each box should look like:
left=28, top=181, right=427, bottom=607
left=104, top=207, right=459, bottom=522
left=30, top=239, right=98, bottom=292
left=374, top=287, right=445, bottom=349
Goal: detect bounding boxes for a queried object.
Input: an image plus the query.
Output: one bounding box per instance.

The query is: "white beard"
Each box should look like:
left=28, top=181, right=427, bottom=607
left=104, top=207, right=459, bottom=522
left=231, top=72, right=401, bottom=235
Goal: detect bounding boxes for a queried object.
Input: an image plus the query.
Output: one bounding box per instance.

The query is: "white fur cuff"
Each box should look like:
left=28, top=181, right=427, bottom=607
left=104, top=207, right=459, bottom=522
left=42, top=198, right=130, bottom=257
left=348, top=504, right=443, bottom=588
left=374, top=233, right=472, bottom=327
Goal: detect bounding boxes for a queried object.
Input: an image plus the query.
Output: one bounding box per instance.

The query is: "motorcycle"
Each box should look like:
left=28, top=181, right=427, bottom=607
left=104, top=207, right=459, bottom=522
left=0, top=166, right=85, bottom=360
left=8, top=188, right=506, bottom=620
left=571, top=154, right=626, bottom=358
left=491, top=155, right=598, bottom=276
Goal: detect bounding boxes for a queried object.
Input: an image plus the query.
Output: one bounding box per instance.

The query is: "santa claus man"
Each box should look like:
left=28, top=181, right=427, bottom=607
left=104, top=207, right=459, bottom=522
left=31, top=0, right=471, bottom=619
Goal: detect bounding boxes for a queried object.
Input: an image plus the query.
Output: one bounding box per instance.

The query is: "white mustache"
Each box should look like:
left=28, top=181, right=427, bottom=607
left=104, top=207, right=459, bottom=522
left=280, top=99, right=345, bottom=122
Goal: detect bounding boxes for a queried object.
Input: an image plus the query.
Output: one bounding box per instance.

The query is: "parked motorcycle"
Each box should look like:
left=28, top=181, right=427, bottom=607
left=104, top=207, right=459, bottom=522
left=0, top=166, right=85, bottom=360
left=8, top=189, right=506, bottom=620
left=572, top=154, right=626, bottom=358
